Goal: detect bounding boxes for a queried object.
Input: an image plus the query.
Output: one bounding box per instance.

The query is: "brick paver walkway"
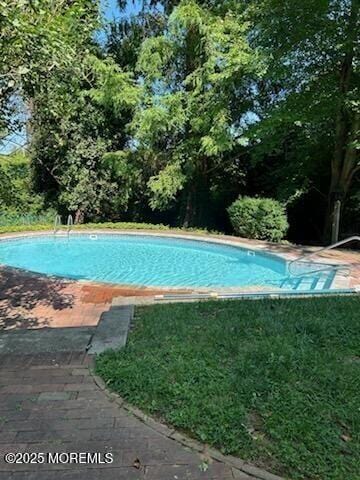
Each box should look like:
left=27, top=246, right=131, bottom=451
left=0, top=352, right=249, bottom=480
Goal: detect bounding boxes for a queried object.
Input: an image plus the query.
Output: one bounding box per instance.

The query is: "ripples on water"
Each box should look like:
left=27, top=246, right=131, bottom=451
left=0, top=235, right=288, bottom=288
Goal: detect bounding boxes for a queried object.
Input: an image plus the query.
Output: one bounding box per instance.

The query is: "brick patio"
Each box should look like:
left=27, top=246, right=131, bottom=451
left=0, top=266, right=184, bottom=331
left=0, top=352, right=253, bottom=480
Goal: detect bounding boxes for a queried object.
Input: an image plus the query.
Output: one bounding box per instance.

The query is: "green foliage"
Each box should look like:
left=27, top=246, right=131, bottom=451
left=247, top=0, right=359, bottom=239
left=0, top=0, right=99, bottom=135
left=102, top=150, right=143, bottom=212
left=1, top=1, right=120, bottom=224
left=30, top=54, right=141, bottom=222
left=2, top=0, right=359, bottom=240
left=128, top=0, right=261, bottom=223
left=96, top=298, right=360, bottom=480
left=53, top=128, right=116, bottom=221
left=0, top=152, right=49, bottom=216
left=88, top=56, right=141, bottom=114
left=228, top=196, right=288, bottom=242
left=148, top=162, right=186, bottom=210
left=0, top=212, right=55, bottom=228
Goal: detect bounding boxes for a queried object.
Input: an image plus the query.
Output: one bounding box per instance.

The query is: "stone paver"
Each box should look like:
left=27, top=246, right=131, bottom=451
left=88, top=306, right=134, bottom=354
left=0, top=328, right=94, bottom=355
left=0, top=306, right=135, bottom=356
left=0, top=352, right=240, bottom=480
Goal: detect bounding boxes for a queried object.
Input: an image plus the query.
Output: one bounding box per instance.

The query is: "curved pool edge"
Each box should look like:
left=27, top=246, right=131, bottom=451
left=0, top=228, right=301, bottom=261
left=0, top=228, right=355, bottom=292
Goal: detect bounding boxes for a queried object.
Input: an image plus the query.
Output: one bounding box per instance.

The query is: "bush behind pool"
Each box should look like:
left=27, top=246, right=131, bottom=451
left=228, top=196, right=288, bottom=242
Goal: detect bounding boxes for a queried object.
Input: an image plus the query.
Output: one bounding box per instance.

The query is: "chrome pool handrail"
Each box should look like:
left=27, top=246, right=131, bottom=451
left=53, top=214, right=62, bottom=234
left=288, top=235, right=360, bottom=277
left=67, top=214, right=73, bottom=236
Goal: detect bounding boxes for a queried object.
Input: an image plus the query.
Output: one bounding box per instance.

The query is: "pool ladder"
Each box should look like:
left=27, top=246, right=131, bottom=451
left=287, top=235, right=360, bottom=277
left=53, top=214, right=74, bottom=238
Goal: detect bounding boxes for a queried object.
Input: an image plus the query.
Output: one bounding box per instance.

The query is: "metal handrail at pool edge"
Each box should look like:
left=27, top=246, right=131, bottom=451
left=287, top=235, right=360, bottom=277
left=53, top=214, right=62, bottom=234
left=53, top=213, right=74, bottom=238
left=67, top=214, right=74, bottom=236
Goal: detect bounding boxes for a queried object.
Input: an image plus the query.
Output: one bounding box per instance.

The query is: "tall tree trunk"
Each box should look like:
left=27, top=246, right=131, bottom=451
left=183, top=185, right=195, bottom=228
left=324, top=0, right=359, bottom=242
left=325, top=113, right=359, bottom=242
left=181, top=24, right=200, bottom=230
left=74, top=209, right=85, bottom=224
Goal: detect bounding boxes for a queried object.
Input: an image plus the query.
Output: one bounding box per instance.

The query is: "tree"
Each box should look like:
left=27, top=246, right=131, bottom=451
left=121, top=0, right=261, bottom=226
left=106, top=3, right=166, bottom=72
left=0, top=0, right=99, bottom=147
left=30, top=55, right=140, bottom=222
left=248, top=0, right=359, bottom=241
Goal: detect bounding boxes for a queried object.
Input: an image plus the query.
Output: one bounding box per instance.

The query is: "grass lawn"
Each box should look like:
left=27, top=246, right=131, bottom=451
left=95, top=297, right=360, bottom=480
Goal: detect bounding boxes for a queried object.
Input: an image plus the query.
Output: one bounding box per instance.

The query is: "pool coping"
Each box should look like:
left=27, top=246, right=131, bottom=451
left=0, top=228, right=358, bottom=293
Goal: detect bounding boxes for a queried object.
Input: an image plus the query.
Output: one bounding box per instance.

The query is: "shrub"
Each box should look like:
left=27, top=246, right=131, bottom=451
left=0, top=221, right=217, bottom=236
left=227, top=196, right=288, bottom=242
left=0, top=211, right=56, bottom=228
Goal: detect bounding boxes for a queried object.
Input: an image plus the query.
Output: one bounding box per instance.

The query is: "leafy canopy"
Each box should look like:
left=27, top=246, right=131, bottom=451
left=0, top=0, right=99, bottom=138
left=127, top=0, right=262, bottom=214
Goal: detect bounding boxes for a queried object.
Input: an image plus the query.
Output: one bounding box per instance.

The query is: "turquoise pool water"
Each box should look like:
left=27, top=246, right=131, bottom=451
left=0, top=234, right=290, bottom=288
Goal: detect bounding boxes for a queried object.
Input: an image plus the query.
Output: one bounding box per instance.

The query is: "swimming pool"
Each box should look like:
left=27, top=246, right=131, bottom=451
left=0, top=233, right=339, bottom=290
left=0, top=233, right=294, bottom=288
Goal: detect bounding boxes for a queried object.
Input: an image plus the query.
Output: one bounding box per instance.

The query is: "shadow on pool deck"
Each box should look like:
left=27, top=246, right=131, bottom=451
left=0, top=266, right=186, bottom=331
left=0, top=267, right=76, bottom=330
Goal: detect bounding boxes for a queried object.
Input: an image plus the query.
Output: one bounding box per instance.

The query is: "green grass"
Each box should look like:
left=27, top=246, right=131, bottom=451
left=95, top=298, right=360, bottom=480
left=0, top=221, right=218, bottom=235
